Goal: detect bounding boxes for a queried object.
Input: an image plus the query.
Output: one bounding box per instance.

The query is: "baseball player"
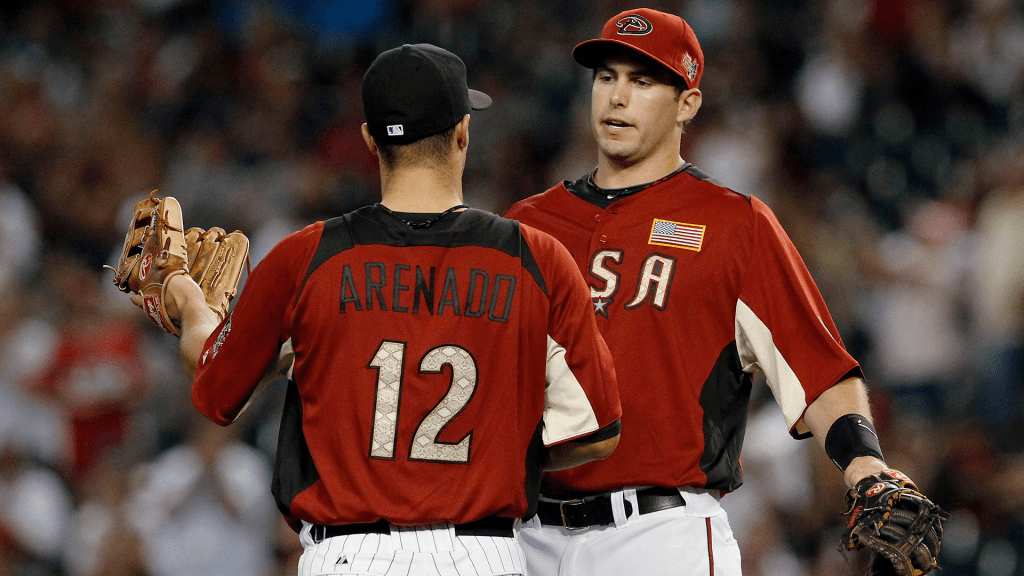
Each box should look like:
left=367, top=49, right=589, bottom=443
left=147, top=44, right=621, bottom=576
left=504, top=9, right=942, bottom=576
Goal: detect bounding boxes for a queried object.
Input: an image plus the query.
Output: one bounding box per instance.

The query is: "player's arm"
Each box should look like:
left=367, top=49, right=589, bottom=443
left=139, top=275, right=221, bottom=379
left=541, top=335, right=621, bottom=471
left=523, top=224, right=622, bottom=471
left=802, top=376, right=887, bottom=487
left=544, top=435, right=619, bottom=471
left=736, top=198, right=885, bottom=486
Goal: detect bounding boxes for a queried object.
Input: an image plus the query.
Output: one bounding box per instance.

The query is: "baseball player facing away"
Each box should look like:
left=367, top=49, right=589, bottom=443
left=150, top=44, right=622, bottom=576
left=504, top=9, right=898, bottom=576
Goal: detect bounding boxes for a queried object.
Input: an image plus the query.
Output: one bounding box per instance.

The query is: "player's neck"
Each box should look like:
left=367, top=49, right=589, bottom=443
left=594, top=151, right=685, bottom=190
left=379, top=166, right=465, bottom=213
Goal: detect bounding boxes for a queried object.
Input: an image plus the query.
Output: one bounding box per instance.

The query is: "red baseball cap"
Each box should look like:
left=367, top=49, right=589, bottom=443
left=573, top=8, right=704, bottom=89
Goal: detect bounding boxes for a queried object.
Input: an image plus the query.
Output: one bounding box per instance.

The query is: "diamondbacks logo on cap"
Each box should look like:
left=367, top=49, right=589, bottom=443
left=616, top=15, right=652, bottom=36
left=387, top=125, right=404, bottom=136
left=682, top=53, right=698, bottom=82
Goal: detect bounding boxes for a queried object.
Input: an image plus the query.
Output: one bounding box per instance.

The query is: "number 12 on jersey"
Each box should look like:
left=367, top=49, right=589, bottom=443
left=367, top=340, right=478, bottom=464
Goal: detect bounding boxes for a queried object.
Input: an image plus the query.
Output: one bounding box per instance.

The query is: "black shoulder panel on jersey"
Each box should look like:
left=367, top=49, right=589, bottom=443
left=518, top=232, right=547, bottom=297
left=698, top=341, right=753, bottom=492
left=271, top=380, right=321, bottom=518
left=299, top=206, right=548, bottom=297
left=682, top=163, right=751, bottom=201
left=296, top=216, right=355, bottom=304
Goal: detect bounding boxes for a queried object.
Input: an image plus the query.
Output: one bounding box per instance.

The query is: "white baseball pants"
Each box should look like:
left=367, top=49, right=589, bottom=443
left=297, top=521, right=527, bottom=576
left=518, top=488, right=742, bottom=576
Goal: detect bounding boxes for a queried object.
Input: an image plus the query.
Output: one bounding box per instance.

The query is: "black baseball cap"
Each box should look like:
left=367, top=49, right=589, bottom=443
left=362, top=44, right=492, bottom=145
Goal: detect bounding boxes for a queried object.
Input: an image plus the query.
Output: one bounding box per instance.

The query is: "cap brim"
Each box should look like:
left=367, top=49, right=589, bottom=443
left=573, top=39, right=688, bottom=86
left=469, top=89, right=492, bottom=110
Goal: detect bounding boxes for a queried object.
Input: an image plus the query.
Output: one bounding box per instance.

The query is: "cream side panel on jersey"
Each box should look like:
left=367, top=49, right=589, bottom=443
left=734, top=299, right=810, bottom=434
left=542, top=336, right=600, bottom=445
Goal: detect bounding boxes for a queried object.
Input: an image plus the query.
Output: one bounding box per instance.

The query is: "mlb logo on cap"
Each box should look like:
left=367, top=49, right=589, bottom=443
left=387, top=125, right=405, bottom=136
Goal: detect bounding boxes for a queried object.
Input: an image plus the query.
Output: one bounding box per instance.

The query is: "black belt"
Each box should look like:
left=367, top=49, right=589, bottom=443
left=311, top=516, right=514, bottom=543
left=536, top=487, right=685, bottom=530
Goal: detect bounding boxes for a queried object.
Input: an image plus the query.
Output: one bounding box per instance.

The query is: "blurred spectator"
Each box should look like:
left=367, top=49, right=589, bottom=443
left=0, top=439, right=74, bottom=576
left=972, top=138, right=1024, bottom=440
left=63, top=454, right=149, bottom=576
left=863, top=200, right=972, bottom=415
left=126, top=417, right=275, bottom=576
left=0, top=180, right=41, bottom=294
left=26, top=255, right=149, bottom=479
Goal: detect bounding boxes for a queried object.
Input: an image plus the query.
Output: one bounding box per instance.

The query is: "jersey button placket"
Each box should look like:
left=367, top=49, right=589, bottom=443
left=593, top=211, right=609, bottom=245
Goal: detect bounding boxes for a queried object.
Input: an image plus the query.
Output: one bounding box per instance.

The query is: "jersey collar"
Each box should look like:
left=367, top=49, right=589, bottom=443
left=566, top=163, right=691, bottom=208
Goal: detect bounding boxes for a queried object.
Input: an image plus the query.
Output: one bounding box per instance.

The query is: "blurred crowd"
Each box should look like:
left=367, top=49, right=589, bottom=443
left=0, top=0, right=1022, bottom=575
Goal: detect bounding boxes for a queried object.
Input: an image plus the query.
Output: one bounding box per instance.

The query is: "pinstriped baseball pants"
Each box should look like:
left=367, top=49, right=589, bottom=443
left=297, top=521, right=527, bottom=576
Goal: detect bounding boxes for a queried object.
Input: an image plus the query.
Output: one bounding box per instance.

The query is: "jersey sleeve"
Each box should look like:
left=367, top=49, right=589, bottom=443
left=522, top=225, right=622, bottom=446
left=191, top=223, right=322, bottom=425
left=735, top=198, right=862, bottom=438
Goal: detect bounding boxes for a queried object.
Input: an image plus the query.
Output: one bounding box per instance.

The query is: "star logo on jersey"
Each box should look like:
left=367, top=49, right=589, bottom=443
left=593, top=297, right=611, bottom=318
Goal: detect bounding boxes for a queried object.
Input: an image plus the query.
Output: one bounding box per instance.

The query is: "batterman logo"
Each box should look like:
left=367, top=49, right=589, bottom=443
left=387, top=125, right=404, bottom=136
left=616, top=15, right=653, bottom=35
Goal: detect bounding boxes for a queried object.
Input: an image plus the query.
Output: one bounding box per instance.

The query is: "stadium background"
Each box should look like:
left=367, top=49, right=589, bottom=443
left=0, top=0, right=1022, bottom=574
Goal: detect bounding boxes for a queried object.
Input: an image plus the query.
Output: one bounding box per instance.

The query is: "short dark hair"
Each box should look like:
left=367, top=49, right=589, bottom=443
left=376, top=124, right=458, bottom=169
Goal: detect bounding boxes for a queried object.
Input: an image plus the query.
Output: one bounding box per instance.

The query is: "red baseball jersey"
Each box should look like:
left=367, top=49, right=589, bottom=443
left=504, top=165, right=861, bottom=496
left=191, top=206, right=621, bottom=527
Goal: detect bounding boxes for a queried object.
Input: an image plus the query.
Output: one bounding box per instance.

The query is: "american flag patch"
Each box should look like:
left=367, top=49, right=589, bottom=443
left=648, top=219, right=706, bottom=251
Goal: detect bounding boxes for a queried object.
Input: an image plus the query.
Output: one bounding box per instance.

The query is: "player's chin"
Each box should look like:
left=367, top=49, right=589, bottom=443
left=597, top=142, right=638, bottom=164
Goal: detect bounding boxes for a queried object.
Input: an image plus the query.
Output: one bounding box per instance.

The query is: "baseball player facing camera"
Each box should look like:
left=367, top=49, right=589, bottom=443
left=135, top=44, right=622, bottom=576
left=505, top=9, right=944, bottom=576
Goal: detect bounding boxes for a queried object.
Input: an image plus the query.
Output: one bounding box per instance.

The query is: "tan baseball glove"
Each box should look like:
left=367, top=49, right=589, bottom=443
left=107, top=191, right=190, bottom=334
left=184, top=226, right=250, bottom=323
left=841, top=469, right=947, bottom=576
left=107, top=191, right=249, bottom=335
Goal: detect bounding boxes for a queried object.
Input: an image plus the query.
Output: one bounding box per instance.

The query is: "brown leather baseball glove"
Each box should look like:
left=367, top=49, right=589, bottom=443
left=841, top=469, right=947, bottom=576
left=184, top=226, right=249, bottom=324
left=107, top=191, right=249, bottom=335
left=107, top=191, right=190, bottom=335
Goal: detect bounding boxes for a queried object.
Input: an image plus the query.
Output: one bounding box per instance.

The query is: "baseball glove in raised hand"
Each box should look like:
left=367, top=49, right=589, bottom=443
left=107, top=191, right=249, bottom=335
left=184, top=226, right=249, bottom=323
left=841, top=469, right=947, bottom=576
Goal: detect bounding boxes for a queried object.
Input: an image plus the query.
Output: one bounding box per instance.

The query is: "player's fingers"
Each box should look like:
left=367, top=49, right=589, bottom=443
left=129, top=293, right=144, bottom=308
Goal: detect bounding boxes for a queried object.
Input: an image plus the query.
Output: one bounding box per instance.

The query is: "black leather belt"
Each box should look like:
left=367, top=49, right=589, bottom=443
left=536, top=486, right=685, bottom=530
left=311, top=516, right=514, bottom=543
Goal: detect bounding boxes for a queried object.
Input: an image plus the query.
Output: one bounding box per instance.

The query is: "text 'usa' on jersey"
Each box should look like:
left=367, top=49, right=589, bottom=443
left=505, top=167, right=860, bottom=495
left=192, top=205, right=621, bottom=526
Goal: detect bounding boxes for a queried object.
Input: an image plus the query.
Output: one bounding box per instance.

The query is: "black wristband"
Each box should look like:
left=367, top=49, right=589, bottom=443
left=824, top=414, right=884, bottom=471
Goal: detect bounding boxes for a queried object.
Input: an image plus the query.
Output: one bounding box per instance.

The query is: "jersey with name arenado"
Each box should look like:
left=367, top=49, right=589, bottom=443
left=505, top=166, right=861, bottom=496
left=191, top=206, right=620, bottom=526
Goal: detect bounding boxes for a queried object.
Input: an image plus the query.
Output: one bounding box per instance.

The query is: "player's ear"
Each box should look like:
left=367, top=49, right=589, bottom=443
left=361, top=123, right=379, bottom=156
left=676, top=88, right=702, bottom=125
left=455, top=114, right=470, bottom=151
